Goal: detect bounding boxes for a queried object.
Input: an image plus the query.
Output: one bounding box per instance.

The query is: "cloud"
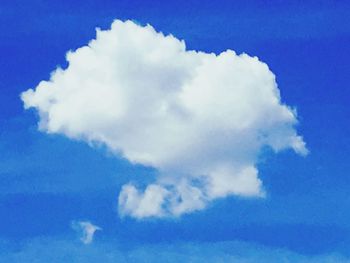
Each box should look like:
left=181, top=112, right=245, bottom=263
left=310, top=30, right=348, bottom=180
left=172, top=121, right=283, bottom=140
left=21, top=19, right=307, bottom=218
left=72, top=221, right=101, bottom=244
left=1, top=238, right=347, bottom=263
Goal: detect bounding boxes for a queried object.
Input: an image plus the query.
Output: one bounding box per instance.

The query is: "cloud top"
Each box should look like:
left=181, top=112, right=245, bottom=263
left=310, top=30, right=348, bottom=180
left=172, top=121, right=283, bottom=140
left=22, top=20, right=307, bottom=218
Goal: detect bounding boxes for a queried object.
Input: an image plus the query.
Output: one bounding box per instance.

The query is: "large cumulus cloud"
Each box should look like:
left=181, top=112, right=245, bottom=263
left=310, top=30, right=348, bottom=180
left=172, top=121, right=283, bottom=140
left=21, top=20, right=307, bottom=218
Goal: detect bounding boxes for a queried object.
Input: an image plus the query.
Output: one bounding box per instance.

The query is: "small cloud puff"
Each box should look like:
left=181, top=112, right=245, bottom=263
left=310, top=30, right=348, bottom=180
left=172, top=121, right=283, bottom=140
left=22, top=20, right=307, bottom=219
left=72, top=221, right=102, bottom=244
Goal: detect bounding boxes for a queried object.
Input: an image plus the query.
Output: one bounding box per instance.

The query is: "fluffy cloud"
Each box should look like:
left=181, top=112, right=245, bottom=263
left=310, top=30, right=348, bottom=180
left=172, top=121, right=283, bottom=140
left=21, top=20, right=307, bottom=218
left=72, top=221, right=102, bottom=244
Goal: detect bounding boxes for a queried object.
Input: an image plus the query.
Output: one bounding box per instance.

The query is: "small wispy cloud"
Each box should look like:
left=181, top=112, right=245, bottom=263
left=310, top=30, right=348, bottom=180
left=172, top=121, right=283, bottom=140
left=71, top=221, right=102, bottom=244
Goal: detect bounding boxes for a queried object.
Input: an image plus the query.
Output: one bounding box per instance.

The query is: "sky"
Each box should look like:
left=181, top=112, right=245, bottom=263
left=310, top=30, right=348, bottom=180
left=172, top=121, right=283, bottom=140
left=1, top=0, right=350, bottom=262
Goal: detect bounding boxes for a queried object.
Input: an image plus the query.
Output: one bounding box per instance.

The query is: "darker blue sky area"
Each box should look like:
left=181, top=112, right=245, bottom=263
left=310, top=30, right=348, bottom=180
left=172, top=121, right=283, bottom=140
left=1, top=0, right=350, bottom=259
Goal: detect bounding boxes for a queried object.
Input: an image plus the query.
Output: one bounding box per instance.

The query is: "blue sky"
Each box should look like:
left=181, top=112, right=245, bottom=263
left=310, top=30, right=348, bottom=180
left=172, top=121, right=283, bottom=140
left=1, top=0, right=350, bottom=262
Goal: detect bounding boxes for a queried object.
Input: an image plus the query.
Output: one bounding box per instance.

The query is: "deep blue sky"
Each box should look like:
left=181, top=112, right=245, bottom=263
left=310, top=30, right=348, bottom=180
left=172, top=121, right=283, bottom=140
left=1, top=0, right=350, bottom=261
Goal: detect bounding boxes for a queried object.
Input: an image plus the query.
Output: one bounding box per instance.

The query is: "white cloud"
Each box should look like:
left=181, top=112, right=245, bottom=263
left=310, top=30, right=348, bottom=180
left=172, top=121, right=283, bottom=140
left=21, top=19, right=307, bottom=218
left=72, top=221, right=101, bottom=244
left=119, top=184, right=170, bottom=218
